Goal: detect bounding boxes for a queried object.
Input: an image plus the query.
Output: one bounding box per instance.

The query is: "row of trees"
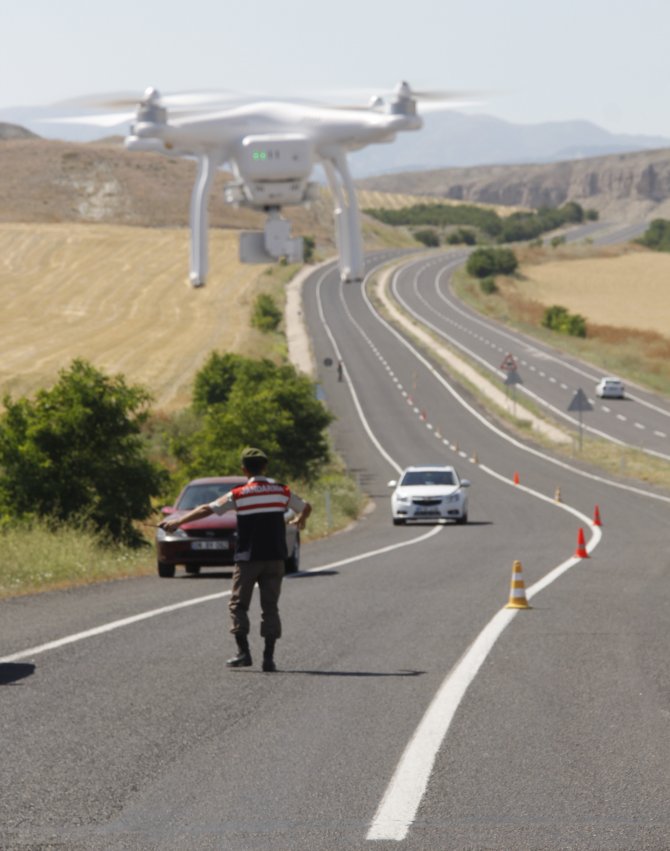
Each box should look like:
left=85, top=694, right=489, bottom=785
left=0, top=355, right=332, bottom=546
left=364, top=200, right=598, bottom=244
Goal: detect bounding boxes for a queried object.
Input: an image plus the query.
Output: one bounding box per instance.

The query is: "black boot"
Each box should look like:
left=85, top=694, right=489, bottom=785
left=262, top=637, right=277, bottom=672
left=226, top=635, right=252, bottom=668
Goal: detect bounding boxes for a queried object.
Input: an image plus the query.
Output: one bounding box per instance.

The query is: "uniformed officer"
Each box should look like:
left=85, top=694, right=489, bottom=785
left=160, top=448, right=311, bottom=672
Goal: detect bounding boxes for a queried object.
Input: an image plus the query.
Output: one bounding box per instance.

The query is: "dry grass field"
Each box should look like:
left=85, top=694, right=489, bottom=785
left=356, top=189, right=525, bottom=217
left=515, top=250, right=670, bottom=336
left=0, top=223, right=274, bottom=412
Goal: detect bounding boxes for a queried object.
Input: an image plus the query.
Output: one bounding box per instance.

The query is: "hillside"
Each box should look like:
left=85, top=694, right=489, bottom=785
left=357, top=147, right=670, bottom=221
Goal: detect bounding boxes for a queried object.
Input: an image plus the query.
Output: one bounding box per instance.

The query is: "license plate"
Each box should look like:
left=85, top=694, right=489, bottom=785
left=415, top=509, right=440, bottom=516
left=191, top=541, right=229, bottom=550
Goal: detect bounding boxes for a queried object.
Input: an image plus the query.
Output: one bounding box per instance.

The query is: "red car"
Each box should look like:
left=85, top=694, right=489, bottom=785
left=156, top=476, right=301, bottom=578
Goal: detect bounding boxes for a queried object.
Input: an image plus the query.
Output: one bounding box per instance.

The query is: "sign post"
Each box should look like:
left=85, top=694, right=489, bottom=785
left=500, top=354, right=521, bottom=415
left=567, top=388, right=593, bottom=452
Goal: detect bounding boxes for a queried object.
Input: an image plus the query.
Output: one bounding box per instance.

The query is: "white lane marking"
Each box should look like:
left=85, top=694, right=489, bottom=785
left=0, top=526, right=444, bottom=665
left=654, top=430, right=667, bottom=438
left=635, top=422, right=646, bottom=430
left=0, top=262, right=416, bottom=666
left=367, top=467, right=601, bottom=842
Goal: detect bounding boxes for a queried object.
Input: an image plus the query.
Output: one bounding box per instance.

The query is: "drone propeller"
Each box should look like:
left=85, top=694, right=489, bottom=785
left=318, top=82, right=485, bottom=112
left=41, top=88, right=251, bottom=128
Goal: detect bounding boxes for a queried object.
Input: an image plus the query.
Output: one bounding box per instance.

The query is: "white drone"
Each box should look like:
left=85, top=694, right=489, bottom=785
left=69, top=83, right=465, bottom=286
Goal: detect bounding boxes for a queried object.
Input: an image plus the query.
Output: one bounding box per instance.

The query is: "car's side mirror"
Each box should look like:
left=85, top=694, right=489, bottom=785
left=460, top=480, right=471, bottom=488
left=387, top=480, right=397, bottom=488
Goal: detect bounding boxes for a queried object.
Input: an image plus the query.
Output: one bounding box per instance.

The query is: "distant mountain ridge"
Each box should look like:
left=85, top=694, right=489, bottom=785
left=347, top=111, right=669, bottom=176
left=1, top=104, right=668, bottom=175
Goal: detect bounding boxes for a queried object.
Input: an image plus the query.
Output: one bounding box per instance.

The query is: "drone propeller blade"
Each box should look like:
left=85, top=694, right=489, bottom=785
left=39, top=111, right=136, bottom=127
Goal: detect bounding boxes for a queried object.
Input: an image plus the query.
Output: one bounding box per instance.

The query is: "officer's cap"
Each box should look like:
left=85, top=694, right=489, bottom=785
left=241, top=447, right=268, bottom=463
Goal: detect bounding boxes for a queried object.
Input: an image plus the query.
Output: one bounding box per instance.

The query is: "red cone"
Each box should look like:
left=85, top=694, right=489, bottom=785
left=593, top=505, right=602, bottom=526
left=575, top=527, right=589, bottom=558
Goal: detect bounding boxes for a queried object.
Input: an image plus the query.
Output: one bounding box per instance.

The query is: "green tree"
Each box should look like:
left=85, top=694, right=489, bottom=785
left=188, top=365, right=333, bottom=482
left=466, top=247, right=518, bottom=278
left=638, top=219, right=670, bottom=252
left=192, top=352, right=246, bottom=413
left=414, top=228, right=440, bottom=247
left=0, top=360, right=164, bottom=544
left=303, top=235, right=316, bottom=263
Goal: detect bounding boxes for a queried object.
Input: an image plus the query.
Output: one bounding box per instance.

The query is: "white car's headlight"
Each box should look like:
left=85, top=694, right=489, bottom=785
left=395, top=493, right=411, bottom=503
left=444, top=493, right=462, bottom=503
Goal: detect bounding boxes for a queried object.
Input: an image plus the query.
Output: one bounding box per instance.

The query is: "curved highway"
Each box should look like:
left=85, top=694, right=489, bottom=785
left=1, top=250, right=669, bottom=850
left=387, top=243, right=670, bottom=460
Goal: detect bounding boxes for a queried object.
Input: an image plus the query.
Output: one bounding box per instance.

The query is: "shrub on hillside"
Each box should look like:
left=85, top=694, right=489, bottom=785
left=542, top=305, right=587, bottom=338
left=414, top=228, right=440, bottom=247
left=466, top=247, right=518, bottom=278
left=637, top=219, right=670, bottom=252
left=251, top=293, right=282, bottom=332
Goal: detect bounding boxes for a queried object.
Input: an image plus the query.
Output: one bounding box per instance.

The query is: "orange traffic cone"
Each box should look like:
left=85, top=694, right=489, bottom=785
left=575, top=527, right=589, bottom=558
left=513, top=471, right=520, bottom=485
left=505, top=560, right=531, bottom=609
left=554, top=487, right=562, bottom=502
left=593, top=505, right=602, bottom=526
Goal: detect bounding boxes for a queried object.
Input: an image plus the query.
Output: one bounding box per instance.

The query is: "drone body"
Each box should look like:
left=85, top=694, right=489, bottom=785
left=120, top=84, right=425, bottom=285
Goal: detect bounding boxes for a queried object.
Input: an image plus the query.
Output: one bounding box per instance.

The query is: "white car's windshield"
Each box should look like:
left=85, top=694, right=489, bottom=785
left=400, top=470, right=455, bottom=486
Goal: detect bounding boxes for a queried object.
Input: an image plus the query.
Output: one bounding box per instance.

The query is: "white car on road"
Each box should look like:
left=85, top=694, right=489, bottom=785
left=595, top=377, right=625, bottom=399
left=389, top=465, right=470, bottom=525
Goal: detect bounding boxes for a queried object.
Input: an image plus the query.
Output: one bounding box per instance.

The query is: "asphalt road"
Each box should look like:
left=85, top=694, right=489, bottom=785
left=386, top=231, right=670, bottom=460
left=2, top=250, right=670, bottom=850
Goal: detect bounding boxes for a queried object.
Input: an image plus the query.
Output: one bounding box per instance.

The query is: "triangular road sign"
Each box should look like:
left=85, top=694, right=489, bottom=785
left=568, top=388, right=593, bottom=412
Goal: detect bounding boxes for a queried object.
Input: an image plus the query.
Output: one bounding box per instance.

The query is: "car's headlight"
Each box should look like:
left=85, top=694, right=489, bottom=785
left=156, top=527, right=188, bottom=540
left=444, top=493, right=462, bottom=503
left=394, top=493, right=411, bottom=503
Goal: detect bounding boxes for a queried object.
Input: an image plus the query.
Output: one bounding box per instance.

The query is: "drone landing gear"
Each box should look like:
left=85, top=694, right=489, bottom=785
left=322, top=149, right=365, bottom=285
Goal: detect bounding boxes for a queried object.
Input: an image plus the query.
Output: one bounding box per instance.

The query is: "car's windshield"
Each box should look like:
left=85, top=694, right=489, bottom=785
left=400, top=470, right=455, bottom=486
left=176, top=483, right=238, bottom=510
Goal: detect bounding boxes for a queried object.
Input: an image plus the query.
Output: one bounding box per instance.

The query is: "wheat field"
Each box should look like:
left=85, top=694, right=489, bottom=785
left=517, top=252, right=670, bottom=335
left=0, top=223, right=270, bottom=411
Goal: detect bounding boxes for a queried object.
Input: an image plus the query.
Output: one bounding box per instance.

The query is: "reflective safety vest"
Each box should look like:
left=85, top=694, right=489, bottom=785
left=231, top=479, right=290, bottom=562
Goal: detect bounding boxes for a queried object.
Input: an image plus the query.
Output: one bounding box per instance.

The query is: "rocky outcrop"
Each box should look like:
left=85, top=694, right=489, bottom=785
left=357, top=148, right=670, bottom=219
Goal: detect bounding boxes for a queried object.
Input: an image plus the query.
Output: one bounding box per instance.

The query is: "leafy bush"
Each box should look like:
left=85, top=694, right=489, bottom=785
left=0, top=360, right=164, bottom=545
left=446, top=227, right=477, bottom=245
left=466, top=247, right=518, bottom=278
left=414, top=228, right=440, bottom=247
left=479, top=276, right=498, bottom=294
left=550, top=235, right=567, bottom=248
left=303, top=235, right=316, bottom=263
left=542, top=305, right=587, bottom=337
left=637, top=219, right=670, bottom=252
left=251, top=293, right=282, bottom=332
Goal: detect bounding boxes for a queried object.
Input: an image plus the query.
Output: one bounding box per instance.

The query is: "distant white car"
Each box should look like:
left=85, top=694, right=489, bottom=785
left=596, top=377, right=625, bottom=399
left=389, top=465, right=470, bottom=525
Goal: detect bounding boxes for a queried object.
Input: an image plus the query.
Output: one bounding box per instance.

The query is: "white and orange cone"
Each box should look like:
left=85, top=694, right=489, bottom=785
left=505, top=560, right=531, bottom=609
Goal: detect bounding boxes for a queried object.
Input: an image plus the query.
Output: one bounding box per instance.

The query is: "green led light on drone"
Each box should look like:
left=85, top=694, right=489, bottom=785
left=252, top=151, right=267, bottom=160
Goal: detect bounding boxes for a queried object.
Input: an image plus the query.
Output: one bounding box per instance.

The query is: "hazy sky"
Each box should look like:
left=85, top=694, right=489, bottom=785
left=3, top=0, right=668, bottom=137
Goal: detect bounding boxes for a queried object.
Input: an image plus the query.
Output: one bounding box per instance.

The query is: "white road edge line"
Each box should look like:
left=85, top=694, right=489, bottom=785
left=367, top=467, right=602, bottom=843
left=0, top=526, right=443, bottom=665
